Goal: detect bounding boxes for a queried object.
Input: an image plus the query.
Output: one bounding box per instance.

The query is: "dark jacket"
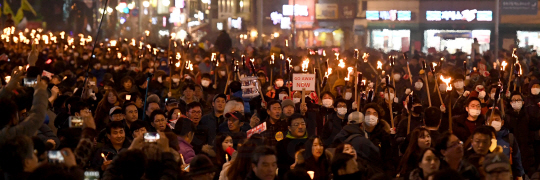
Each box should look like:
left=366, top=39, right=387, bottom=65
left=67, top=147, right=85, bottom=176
left=316, top=107, right=335, bottom=138
left=496, top=128, right=525, bottom=177
left=452, top=114, right=486, bottom=142
left=91, top=140, right=131, bottom=171
left=260, top=118, right=288, bottom=147
left=200, top=111, right=224, bottom=144
left=396, top=114, right=423, bottom=145
left=440, top=159, right=481, bottom=180
left=365, top=120, right=396, bottom=173
left=444, top=90, right=469, bottom=117
left=321, top=113, right=346, bottom=147
left=506, top=108, right=539, bottom=175
left=276, top=132, right=308, bottom=179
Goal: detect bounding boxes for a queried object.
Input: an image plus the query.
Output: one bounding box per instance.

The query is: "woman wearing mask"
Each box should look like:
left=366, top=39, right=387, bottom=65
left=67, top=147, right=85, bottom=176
left=94, top=89, right=123, bottom=131
left=409, top=148, right=441, bottom=180
left=397, top=127, right=432, bottom=178
left=507, top=92, right=539, bottom=175
left=379, top=86, right=402, bottom=128
left=296, top=136, right=332, bottom=180
left=486, top=109, right=526, bottom=179
left=316, top=92, right=336, bottom=137
left=362, top=103, right=395, bottom=173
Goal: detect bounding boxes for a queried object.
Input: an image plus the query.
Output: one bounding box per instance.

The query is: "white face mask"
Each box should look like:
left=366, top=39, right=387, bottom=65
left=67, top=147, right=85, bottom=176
left=322, top=99, right=333, bottom=108
left=468, top=109, right=481, bottom=117
left=478, top=91, right=486, bottom=99
left=293, top=66, right=300, bottom=72
left=337, top=107, right=347, bottom=115
left=172, top=78, right=180, bottom=83
left=490, top=93, right=496, bottom=100
left=439, top=84, right=447, bottom=92
left=219, top=71, right=226, bottom=76
left=275, top=80, right=284, bottom=87
left=532, top=88, right=540, bottom=95
left=201, top=80, right=210, bottom=87
left=279, top=94, right=287, bottom=100
left=454, top=81, right=464, bottom=89
left=393, top=74, right=401, bottom=81
left=511, top=101, right=523, bottom=110
left=491, top=121, right=502, bottom=131
left=415, top=82, right=423, bottom=89
left=365, top=115, right=378, bottom=127
left=384, top=93, right=395, bottom=101
left=157, top=76, right=163, bottom=83
left=344, top=92, right=352, bottom=100
left=293, top=98, right=301, bottom=103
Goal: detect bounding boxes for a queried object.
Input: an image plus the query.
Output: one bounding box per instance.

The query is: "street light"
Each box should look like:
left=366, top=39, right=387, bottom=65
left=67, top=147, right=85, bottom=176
left=239, top=0, right=244, bottom=8
left=273, top=32, right=279, bottom=38
left=143, top=1, right=150, bottom=7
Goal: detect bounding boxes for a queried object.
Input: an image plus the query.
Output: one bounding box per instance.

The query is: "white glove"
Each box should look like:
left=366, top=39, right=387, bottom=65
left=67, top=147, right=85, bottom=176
left=394, top=97, right=399, bottom=103
left=463, top=91, right=470, bottom=97
left=405, top=88, right=411, bottom=95
left=352, top=101, right=357, bottom=110
left=440, top=105, right=446, bottom=113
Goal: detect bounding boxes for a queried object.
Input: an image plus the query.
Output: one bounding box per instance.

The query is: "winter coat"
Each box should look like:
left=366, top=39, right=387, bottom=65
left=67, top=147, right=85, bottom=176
left=452, top=114, right=486, bottom=142
left=321, top=113, right=346, bottom=147
left=200, top=111, right=225, bottom=144
left=260, top=117, right=288, bottom=147
left=177, top=136, right=195, bottom=164
left=0, top=87, right=48, bottom=144
left=505, top=108, right=540, bottom=174
left=496, top=128, right=525, bottom=177
left=276, top=132, right=308, bottom=179
left=443, top=90, right=469, bottom=117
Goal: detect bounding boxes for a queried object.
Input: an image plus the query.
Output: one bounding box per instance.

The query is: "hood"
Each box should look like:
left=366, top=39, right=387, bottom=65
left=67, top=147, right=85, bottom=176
left=331, top=79, right=346, bottom=97
left=334, top=124, right=364, bottom=143
left=529, top=79, right=540, bottom=90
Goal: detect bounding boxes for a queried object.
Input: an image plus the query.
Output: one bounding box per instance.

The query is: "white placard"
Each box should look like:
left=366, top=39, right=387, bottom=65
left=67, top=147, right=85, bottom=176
left=292, top=73, right=316, bottom=91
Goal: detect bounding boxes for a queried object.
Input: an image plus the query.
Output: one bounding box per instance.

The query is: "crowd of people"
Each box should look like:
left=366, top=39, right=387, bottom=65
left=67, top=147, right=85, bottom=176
left=1, top=29, right=540, bottom=180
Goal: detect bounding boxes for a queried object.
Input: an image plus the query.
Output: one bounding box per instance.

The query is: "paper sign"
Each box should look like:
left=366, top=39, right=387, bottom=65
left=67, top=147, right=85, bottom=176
left=292, top=73, right=316, bottom=91
left=42, top=70, right=54, bottom=79
left=247, top=122, right=267, bottom=138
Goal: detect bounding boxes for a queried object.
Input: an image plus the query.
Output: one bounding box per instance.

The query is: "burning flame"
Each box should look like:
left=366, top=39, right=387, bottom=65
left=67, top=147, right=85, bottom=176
left=175, top=61, right=180, bottom=67
left=110, top=40, right=117, bottom=47
left=501, top=61, right=507, bottom=71
left=13, top=37, right=18, bottom=43
left=345, top=67, right=353, bottom=81
left=338, top=59, right=345, bottom=68
left=361, top=79, right=366, bottom=86
left=211, top=53, right=217, bottom=61
left=145, top=30, right=150, bottom=37
left=5, top=76, right=11, bottom=83
left=325, top=68, right=333, bottom=78
left=519, top=64, right=522, bottom=76
left=440, top=75, right=452, bottom=91
left=377, top=61, right=382, bottom=69
left=117, top=52, right=122, bottom=59
left=432, top=62, right=437, bottom=69
left=171, top=33, right=176, bottom=39
left=323, top=50, right=326, bottom=57
left=60, top=31, right=65, bottom=39
left=280, top=54, right=284, bottom=60
left=271, top=54, right=275, bottom=64
left=131, top=39, right=136, bottom=46
left=176, top=53, right=181, bottom=60
left=302, top=59, right=309, bottom=72
left=335, top=53, right=340, bottom=60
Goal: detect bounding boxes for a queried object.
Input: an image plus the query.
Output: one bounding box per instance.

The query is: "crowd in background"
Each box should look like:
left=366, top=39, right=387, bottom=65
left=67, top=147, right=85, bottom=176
left=1, top=29, right=540, bottom=180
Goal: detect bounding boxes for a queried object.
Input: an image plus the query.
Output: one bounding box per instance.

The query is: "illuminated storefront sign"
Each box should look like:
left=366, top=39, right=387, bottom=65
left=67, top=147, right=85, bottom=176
left=426, top=9, right=492, bottom=22
left=283, top=5, right=309, bottom=16
left=366, top=10, right=411, bottom=21
left=228, top=17, right=242, bottom=30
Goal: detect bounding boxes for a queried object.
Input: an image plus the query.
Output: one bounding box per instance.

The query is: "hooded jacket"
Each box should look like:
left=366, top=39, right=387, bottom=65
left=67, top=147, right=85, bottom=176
left=333, top=124, right=381, bottom=165
left=496, top=128, right=525, bottom=177
left=276, top=132, right=308, bottom=179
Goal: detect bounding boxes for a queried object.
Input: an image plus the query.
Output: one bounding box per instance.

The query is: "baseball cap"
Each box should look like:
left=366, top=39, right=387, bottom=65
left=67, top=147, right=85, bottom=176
left=109, top=106, right=123, bottom=116
left=213, top=93, right=227, bottom=102
left=281, top=99, right=295, bottom=108
left=166, top=97, right=179, bottom=105
left=347, top=112, right=364, bottom=124
left=483, top=152, right=511, bottom=173
left=225, top=111, right=246, bottom=122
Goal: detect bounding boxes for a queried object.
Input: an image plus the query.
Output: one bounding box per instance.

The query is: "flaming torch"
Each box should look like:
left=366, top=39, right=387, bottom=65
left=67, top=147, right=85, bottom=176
left=302, top=59, right=309, bottom=73
left=440, top=75, right=453, bottom=132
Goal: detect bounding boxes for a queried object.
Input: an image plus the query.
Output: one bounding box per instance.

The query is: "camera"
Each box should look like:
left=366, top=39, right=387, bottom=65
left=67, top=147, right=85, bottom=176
left=48, top=150, right=65, bottom=163
left=23, top=77, right=37, bottom=87
left=144, top=132, right=160, bottom=143
left=69, top=116, right=84, bottom=128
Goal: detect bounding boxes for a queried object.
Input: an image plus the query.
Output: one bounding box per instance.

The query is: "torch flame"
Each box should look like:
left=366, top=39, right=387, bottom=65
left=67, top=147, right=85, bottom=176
left=501, top=61, right=507, bottom=71
left=302, top=59, right=309, bottom=72
left=211, top=53, right=216, bottom=61
left=335, top=53, right=340, bottom=60
left=131, top=39, right=136, bottom=46
left=117, top=52, right=122, bottom=59
left=175, top=61, right=180, bottom=67
left=176, top=53, right=181, bottom=60
left=440, top=75, right=452, bottom=91
left=361, top=79, right=366, bottom=86
left=325, top=68, right=333, bottom=78
left=271, top=54, right=275, bottom=64
left=345, top=67, right=353, bottom=81
left=145, top=30, right=150, bottom=37
left=377, top=61, right=382, bottom=69
left=60, top=31, right=65, bottom=39
left=433, top=62, right=437, bottom=69
left=338, top=59, right=345, bottom=68
left=110, top=40, right=117, bottom=47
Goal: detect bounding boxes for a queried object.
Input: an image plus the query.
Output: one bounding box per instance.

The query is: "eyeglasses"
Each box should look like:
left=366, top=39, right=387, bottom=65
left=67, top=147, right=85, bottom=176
left=292, top=123, right=306, bottom=127
left=447, top=141, right=463, bottom=149
left=189, top=111, right=202, bottom=114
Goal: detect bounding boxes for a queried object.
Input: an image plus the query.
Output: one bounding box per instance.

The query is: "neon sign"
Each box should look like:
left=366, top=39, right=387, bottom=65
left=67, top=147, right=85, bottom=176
left=366, top=10, right=411, bottom=21
left=426, top=9, right=492, bottom=22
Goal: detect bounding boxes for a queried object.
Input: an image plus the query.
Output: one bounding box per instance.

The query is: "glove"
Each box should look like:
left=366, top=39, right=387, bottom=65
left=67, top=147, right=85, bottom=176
left=405, top=88, right=411, bottom=95
left=394, top=97, right=399, bottom=103
left=440, top=105, right=446, bottom=113
left=463, top=91, right=470, bottom=97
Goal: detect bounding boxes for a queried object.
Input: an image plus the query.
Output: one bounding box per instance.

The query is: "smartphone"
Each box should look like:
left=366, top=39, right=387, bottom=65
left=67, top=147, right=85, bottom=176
left=69, top=116, right=84, bottom=128
left=126, top=95, right=131, bottom=101
left=23, top=77, right=37, bottom=87
left=48, top=150, right=65, bottom=163
left=144, top=132, right=160, bottom=143
left=84, top=171, right=100, bottom=180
